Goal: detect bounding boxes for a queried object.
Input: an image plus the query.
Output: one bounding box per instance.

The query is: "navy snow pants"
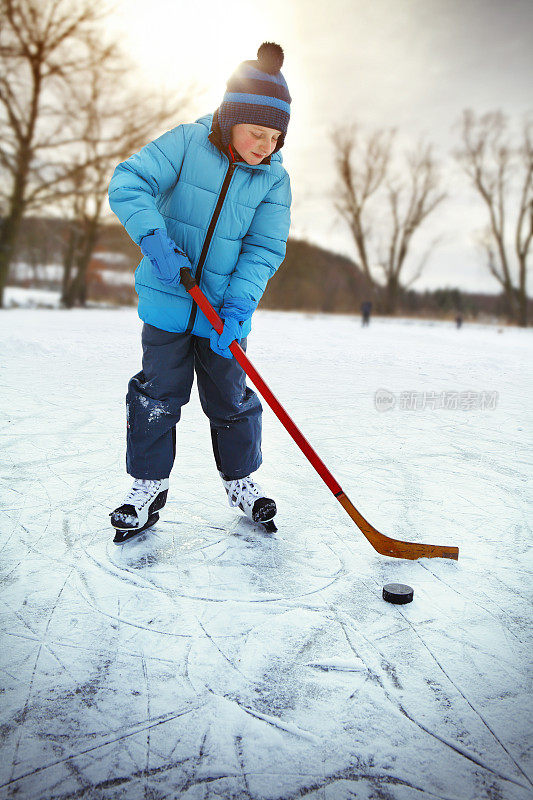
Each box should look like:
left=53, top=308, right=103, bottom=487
left=125, top=323, right=262, bottom=480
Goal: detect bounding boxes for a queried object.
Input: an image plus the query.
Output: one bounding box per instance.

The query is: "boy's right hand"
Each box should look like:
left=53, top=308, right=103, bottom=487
left=140, top=229, right=191, bottom=286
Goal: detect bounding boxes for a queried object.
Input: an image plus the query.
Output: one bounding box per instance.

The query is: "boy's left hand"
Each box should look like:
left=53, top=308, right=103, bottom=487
left=209, top=297, right=257, bottom=359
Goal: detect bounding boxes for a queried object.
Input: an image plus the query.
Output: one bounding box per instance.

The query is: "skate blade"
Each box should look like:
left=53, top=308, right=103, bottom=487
left=261, top=520, right=277, bottom=533
left=112, top=512, right=159, bottom=544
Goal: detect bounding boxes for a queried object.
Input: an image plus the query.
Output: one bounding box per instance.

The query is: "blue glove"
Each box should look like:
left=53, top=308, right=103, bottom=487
left=209, top=297, right=257, bottom=359
left=140, top=229, right=191, bottom=286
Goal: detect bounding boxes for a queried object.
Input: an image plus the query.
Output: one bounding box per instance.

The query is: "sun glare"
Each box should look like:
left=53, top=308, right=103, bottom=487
left=113, top=0, right=291, bottom=111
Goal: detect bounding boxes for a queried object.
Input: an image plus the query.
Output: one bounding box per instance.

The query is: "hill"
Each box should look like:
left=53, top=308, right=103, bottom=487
left=8, top=216, right=528, bottom=322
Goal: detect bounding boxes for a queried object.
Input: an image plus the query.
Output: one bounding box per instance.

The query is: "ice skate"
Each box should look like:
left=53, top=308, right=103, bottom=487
left=221, top=474, right=277, bottom=531
left=110, top=478, right=169, bottom=544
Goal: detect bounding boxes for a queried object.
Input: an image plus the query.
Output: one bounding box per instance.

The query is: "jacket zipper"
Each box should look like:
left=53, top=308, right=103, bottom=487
left=185, top=158, right=237, bottom=334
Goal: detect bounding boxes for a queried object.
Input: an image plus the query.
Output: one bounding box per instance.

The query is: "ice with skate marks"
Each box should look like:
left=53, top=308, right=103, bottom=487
left=82, top=503, right=346, bottom=607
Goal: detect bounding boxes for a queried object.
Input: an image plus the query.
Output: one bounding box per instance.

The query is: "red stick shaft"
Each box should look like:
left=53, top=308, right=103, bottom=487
left=187, top=282, right=343, bottom=496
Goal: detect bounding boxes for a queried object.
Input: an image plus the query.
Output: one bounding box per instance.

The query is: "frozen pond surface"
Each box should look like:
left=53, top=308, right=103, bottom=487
left=1, top=307, right=531, bottom=799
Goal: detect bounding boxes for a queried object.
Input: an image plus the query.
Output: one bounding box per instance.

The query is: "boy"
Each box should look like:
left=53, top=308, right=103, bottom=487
left=107, top=43, right=291, bottom=543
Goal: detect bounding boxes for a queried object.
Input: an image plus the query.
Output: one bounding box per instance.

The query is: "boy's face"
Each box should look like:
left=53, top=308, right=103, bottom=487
left=230, top=124, right=282, bottom=165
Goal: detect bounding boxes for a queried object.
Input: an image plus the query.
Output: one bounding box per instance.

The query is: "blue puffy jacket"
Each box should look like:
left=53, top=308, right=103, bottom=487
left=108, top=112, right=291, bottom=338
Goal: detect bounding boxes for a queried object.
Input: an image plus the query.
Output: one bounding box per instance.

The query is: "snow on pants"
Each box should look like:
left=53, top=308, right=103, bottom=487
left=125, top=323, right=262, bottom=480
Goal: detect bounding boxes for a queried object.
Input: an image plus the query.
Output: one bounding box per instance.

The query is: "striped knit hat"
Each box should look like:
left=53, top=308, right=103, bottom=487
left=218, top=42, right=291, bottom=153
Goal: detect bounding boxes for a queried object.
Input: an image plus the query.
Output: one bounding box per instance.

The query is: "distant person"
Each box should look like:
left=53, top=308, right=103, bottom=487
left=455, top=313, right=463, bottom=329
left=361, top=300, right=372, bottom=327
left=107, top=43, right=292, bottom=543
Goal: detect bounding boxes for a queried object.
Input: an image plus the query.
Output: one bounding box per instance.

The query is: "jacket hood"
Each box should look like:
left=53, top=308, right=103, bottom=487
left=196, top=112, right=283, bottom=167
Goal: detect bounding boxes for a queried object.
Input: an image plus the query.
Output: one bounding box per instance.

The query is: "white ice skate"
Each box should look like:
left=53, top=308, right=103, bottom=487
left=110, top=478, right=169, bottom=544
left=221, top=474, right=277, bottom=531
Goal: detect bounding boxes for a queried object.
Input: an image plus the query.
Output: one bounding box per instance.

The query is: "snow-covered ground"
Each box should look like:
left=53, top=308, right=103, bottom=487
left=11, top=255, right=132, bottom=285
left=3, top=285, right=129, bottom=310
left=7, top=260, right=133, bottom=302
left=1, top=307, right=531, bottom=800
left=3, top=286, right=62, bottom=308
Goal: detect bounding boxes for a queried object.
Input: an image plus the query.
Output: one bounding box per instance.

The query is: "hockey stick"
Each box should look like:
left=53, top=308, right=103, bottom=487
left=181, top=268, right=459, bottom=561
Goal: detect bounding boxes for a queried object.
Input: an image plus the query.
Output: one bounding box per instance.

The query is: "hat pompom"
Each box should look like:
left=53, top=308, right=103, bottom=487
left=257, top=42, right=284, bottom=75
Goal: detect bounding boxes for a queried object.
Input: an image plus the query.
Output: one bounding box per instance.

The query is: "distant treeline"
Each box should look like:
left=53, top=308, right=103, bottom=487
left=9, top=216, right=528, bottom=322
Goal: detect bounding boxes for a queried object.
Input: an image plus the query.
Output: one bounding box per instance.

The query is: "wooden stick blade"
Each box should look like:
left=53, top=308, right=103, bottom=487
left=337, top=493, right=459, bottom=561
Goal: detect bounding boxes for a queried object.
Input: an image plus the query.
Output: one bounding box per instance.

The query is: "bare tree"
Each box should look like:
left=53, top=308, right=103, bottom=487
left=455, top=110, right=532, bottom=326
left=332, top=125, right=446, bottom=314
left=55, top=34, right=194, bottom=307
left=0, top=0, right=107, bottom=307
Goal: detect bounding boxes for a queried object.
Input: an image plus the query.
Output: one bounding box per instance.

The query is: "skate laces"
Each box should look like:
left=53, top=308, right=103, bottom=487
left=225, top=477, right=261, bottom=509
left=123, top=479, right=160, bottom=508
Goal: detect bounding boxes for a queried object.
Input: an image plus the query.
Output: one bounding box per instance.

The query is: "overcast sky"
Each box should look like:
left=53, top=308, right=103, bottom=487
left=106, top=0, right=533, bottom=293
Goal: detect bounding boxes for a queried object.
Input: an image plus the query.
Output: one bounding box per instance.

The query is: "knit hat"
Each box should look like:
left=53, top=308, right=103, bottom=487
left=217, top=42, right=291, bottom=153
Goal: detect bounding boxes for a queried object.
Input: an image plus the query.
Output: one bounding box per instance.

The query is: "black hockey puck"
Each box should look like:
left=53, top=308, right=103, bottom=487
left=382, top=583, right=414, bottom=604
